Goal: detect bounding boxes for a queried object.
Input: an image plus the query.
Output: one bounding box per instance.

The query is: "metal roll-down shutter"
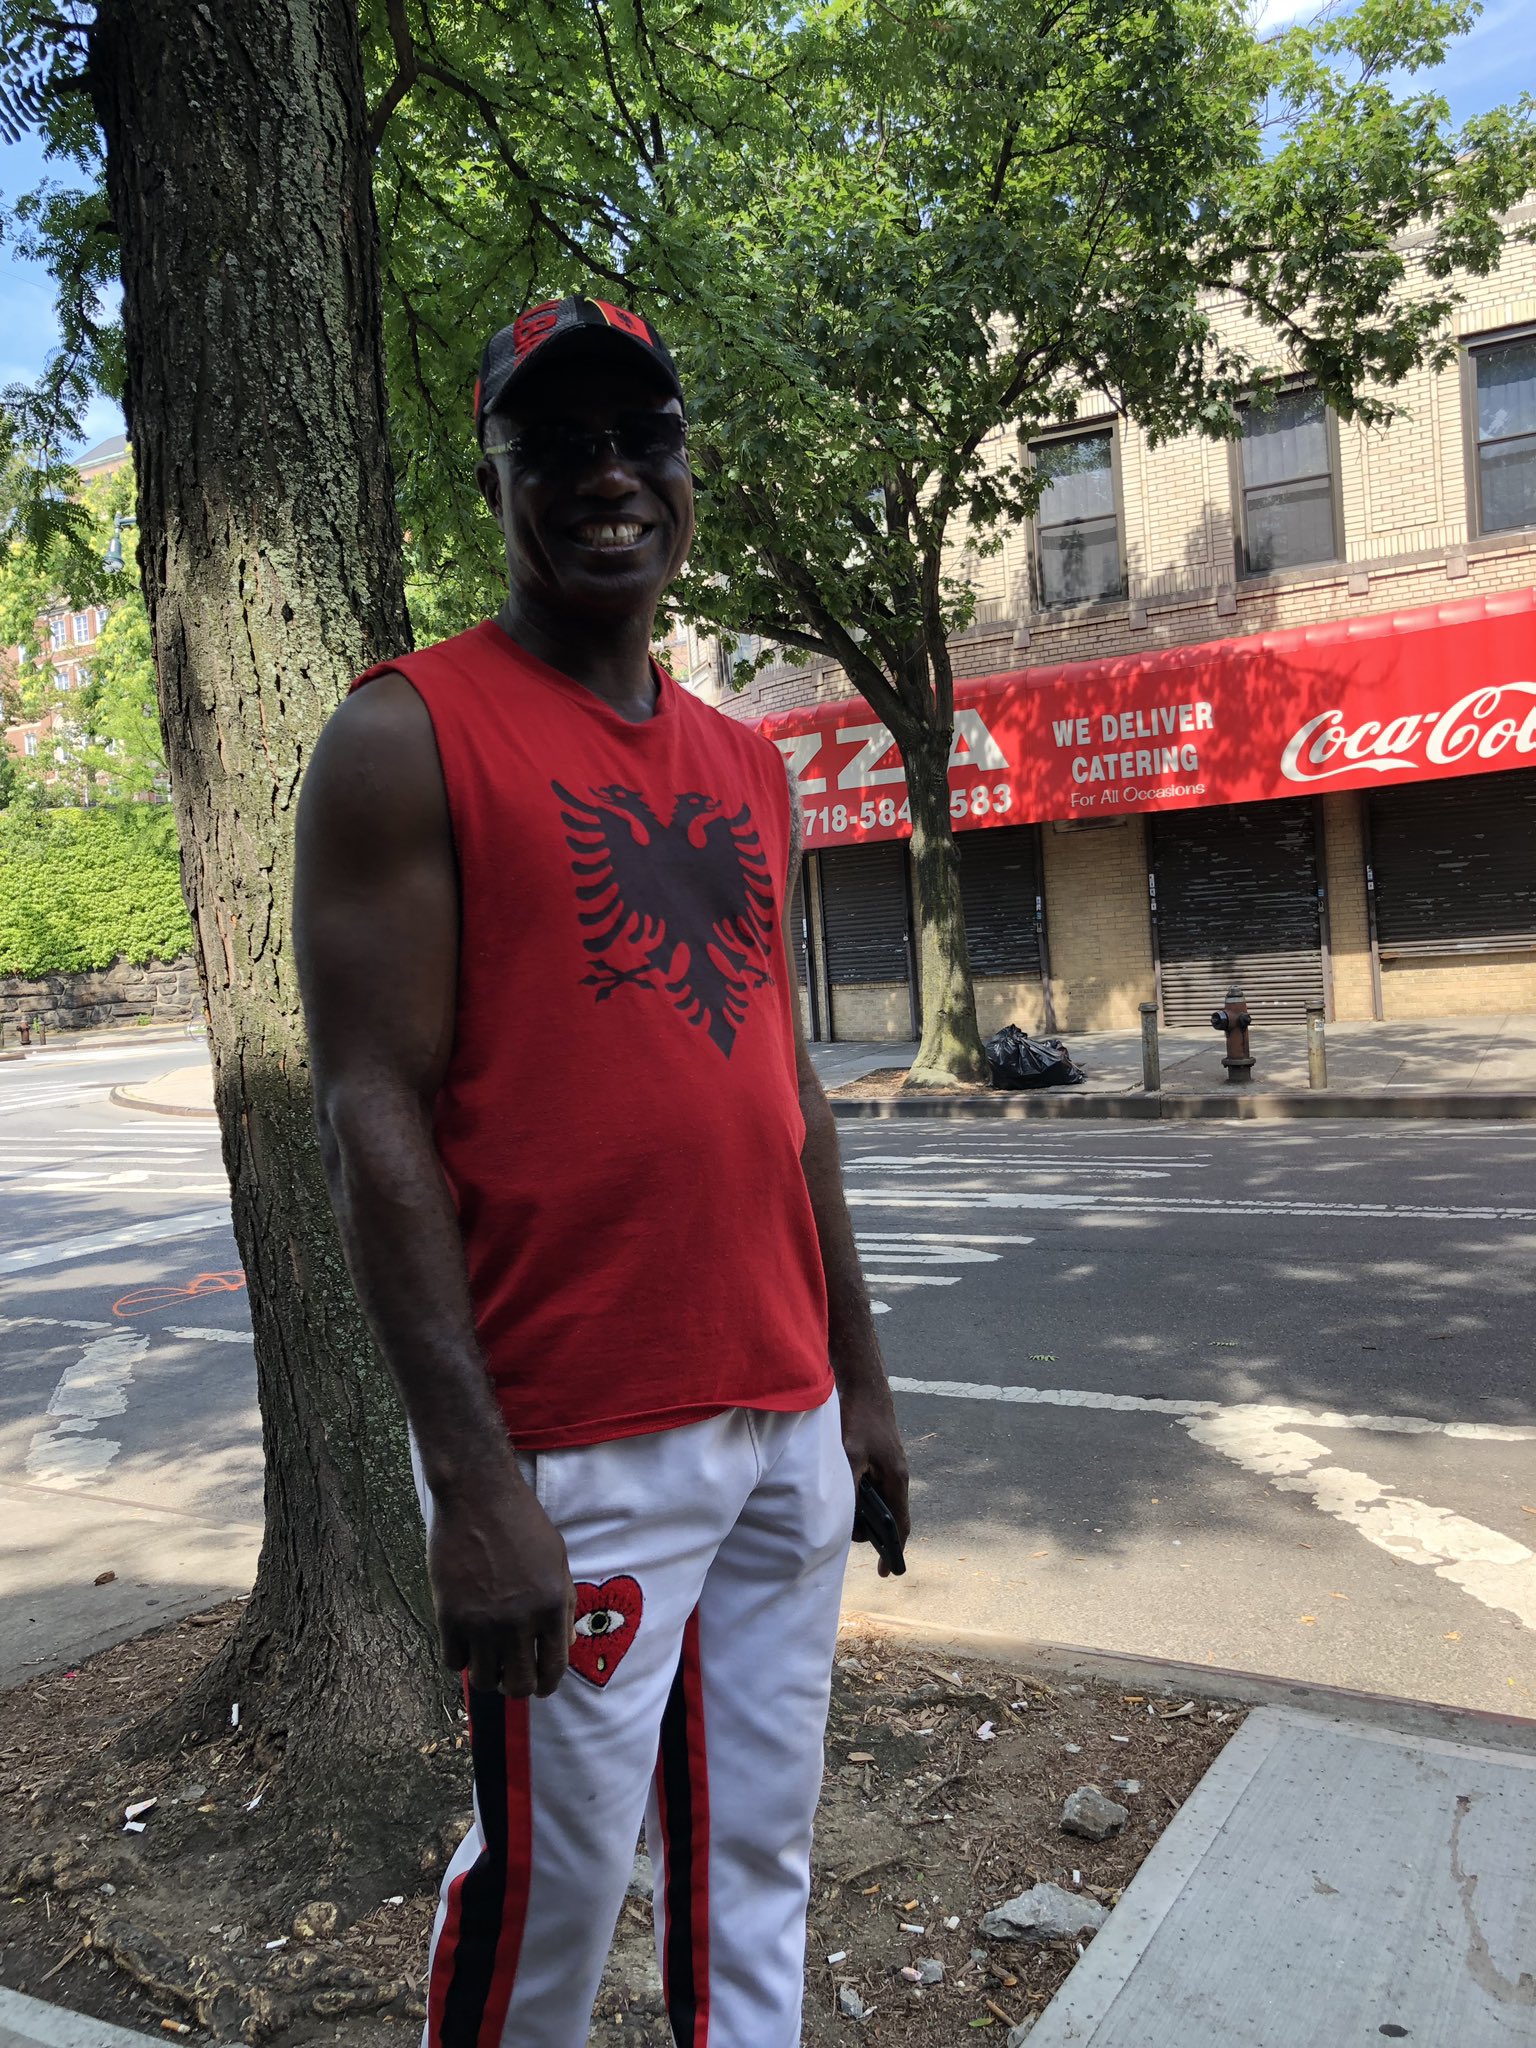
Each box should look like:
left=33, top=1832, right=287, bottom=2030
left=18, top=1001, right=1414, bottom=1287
left=1369, top=769, right=1536, bottom=958
left=818, top=842, right=912, bottom=986
left=1151, top=800, right=1325, bottom=1025
left=957, top=825, right=1043, bottom=979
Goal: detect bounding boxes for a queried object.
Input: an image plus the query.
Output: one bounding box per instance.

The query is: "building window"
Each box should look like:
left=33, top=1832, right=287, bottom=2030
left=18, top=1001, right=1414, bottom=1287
left=56, top=665, right=73, bottom=691
left=23, top=734, right=38, bottom=757
left=94, top=607, right=109, bottom=637
left=72, top=611, right=92, bottom=643
left=1236, top=387, right=1338, bottom=575
left=1031, top=428, right=1124, bottom=608
left=48, top=616, right=68, bottom=650
left=1469, top=331, right=1536, bottom=535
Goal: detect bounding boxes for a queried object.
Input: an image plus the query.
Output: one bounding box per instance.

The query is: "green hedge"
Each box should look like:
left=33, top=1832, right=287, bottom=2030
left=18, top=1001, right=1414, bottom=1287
left=0, top=805, right=193, bottom=976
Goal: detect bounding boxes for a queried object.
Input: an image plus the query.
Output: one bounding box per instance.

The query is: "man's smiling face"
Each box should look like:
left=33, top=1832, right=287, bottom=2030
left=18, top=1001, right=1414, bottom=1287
left=478, top=344, right=695, bottom=626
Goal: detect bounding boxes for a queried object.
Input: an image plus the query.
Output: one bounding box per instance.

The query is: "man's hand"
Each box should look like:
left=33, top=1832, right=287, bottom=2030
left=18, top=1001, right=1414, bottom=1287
left=840, top=1374, right=911, bottom=1577
left=429, top=1472, right=577, bottom=1698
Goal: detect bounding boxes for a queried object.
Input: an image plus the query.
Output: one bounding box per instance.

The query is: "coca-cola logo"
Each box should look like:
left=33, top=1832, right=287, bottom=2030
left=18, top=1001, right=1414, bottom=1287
left=1281, top=682, right=1536, bottom=784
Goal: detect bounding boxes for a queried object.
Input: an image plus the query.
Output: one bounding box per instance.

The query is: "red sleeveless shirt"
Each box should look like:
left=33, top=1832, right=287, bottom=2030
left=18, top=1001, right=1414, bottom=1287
left=353, top=622, right=831, bottom=1450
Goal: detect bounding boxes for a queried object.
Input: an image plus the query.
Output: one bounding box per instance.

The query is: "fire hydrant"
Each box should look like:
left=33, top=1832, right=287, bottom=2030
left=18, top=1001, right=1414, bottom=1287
left=1210, top=986, right=1254, bottom=1085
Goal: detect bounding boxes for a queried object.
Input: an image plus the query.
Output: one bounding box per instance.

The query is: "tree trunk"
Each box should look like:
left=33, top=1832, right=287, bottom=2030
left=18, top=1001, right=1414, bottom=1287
left=88, top=0, right=449, bottom=1865
left=897, top=722, right=990, bottom=1088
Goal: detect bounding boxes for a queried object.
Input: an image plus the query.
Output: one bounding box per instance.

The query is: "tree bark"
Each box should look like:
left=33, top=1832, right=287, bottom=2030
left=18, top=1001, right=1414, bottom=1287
left=87, top=0, right=448, bottom=1860
left=897, top=721, right=990, bottom=1089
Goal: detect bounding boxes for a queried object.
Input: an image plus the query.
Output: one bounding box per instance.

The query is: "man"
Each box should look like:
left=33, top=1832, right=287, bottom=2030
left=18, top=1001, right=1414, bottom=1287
left=293, top=294, right=909, bottom=2048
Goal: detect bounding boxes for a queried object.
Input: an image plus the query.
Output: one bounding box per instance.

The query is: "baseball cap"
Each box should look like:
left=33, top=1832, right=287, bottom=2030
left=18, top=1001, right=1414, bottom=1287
left=473, top=296, right=684, bottom=439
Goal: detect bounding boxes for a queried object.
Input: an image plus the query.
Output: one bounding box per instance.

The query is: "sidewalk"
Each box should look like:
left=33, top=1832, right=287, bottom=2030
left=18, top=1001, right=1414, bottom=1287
left=1025, top=1699, right=1536, bottom=2046
left=814, top=1012, right=1536, bottom=1118
left=3, top=1023, right=203, bottom=1056
left=109, top=1063, right=215, bottom=1117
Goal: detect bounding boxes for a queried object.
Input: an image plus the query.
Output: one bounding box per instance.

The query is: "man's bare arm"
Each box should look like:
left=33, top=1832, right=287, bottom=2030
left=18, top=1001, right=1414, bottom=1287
left=294, top=675, right=574, bottom=1695
left=781, top=760, right=911, bottom=1563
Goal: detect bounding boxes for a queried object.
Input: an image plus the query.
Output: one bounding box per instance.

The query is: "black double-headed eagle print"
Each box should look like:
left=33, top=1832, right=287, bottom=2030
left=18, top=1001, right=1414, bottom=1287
left=552, top=781, right=777, bottom=1058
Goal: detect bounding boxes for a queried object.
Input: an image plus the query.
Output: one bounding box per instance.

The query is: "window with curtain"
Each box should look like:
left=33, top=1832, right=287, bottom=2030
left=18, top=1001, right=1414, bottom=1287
left=1238, top=388, right=1337, bottom=575
left=1032, top=429, right=1123, bottom=607
left=1472, top=333, right=1536, bottom=535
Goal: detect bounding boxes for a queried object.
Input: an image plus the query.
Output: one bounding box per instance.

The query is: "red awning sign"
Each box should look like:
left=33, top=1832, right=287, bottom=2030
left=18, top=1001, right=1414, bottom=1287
left=756, top=590, right=1536, bottom=849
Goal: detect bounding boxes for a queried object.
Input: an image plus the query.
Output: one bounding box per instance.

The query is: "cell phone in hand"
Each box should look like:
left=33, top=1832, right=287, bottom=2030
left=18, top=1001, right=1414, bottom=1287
left=852, top=1475, right=907, bottom=1576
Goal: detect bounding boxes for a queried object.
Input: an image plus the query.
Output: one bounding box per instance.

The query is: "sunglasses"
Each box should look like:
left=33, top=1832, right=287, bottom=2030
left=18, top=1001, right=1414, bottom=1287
left=483, top=412, right=689, bottom=475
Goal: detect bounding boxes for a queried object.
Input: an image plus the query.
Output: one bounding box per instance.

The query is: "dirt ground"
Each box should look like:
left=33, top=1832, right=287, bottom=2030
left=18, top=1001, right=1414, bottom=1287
left=0, top=1608, right=1241, bottom=2044
left=825, top=1069, right=958, bottom=1099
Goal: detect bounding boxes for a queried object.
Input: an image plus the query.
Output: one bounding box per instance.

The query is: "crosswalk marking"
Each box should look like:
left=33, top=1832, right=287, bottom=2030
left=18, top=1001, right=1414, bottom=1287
left=855, top=1230, right=1034, bottom=1304
left=0, top=1208, right=230, bottom=1277
left=850, top=1189, right=1536, bottom=1222
left=848, top=1156, right=1179, bottom=1178
left=0, top=1314, right=114, bottom=1334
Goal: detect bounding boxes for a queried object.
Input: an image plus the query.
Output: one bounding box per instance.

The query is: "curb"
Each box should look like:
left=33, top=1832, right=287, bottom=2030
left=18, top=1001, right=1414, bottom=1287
left=0, top=1988, right=155, bottom=2048
left=831, top=1089, right=1536, bottom=1121
left=108, top=1085, right=216, bottom=1120
left=843, top=1612, right=1536, bottom=1754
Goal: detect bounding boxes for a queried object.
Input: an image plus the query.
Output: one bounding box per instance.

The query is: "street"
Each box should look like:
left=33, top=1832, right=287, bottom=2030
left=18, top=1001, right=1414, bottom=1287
left=0, top=1041, right=257, bottom=1681
left=2, top=1045, right=1533, bottom=1712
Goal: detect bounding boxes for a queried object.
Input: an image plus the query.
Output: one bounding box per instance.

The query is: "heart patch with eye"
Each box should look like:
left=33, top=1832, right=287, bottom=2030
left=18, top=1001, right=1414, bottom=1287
left=568, top=1575, right=644, bottom=1688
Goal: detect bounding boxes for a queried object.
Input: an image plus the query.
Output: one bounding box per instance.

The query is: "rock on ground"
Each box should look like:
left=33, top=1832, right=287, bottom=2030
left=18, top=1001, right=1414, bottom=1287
left=1061, top=1784, right=1129, bottom=1841
left=980, top=1881, right=1110, bottom=1944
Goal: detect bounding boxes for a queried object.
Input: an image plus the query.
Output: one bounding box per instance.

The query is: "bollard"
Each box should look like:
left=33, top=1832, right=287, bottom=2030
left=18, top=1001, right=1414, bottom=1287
left=17, top=1019, right=31, bottom=1048
left=1306, top=1004, right=1328, bottom=1089
left=1210, top=986, right=1254, bottom=1085
left=1139, top=1001, right=1161, bottom=1092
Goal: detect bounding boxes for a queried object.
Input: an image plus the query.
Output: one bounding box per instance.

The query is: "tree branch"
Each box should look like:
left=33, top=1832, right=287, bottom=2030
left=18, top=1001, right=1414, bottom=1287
left=367, top=0, right=421, bottom=153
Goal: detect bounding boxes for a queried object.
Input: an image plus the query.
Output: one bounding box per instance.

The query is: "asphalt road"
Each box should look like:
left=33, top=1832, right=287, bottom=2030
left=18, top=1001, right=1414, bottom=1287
left=0, top=1040, right=256, bottom=1681
left=843, top=1116, right=1536, bottom=1716
left=2, top=1045, right=1533, bottom=1713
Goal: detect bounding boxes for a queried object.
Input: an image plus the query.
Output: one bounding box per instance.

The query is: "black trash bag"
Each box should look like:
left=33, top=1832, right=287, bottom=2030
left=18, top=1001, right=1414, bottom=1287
left=984, top=1024, right=1085, bottom=1090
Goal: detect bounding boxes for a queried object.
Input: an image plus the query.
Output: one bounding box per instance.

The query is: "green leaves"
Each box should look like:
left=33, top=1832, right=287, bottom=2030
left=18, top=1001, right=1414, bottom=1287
left=0, top=804, right=190, bottom=974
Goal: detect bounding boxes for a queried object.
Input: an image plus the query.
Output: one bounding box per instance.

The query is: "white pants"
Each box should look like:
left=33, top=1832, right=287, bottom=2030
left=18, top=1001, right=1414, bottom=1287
left=413, top=1396, right=853, bottom=2048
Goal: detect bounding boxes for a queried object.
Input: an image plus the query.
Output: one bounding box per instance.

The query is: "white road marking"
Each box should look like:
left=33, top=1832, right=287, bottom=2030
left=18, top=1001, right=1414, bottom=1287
left=887, top=1376, right=1536, bottom=1629
left=59, top=1126, right=217, bottom=1137
left=0, top=1208, right=230, bottom=1277
left=0, top=1314, right=250, bottom=1345
left=852, top=1190, right=1536, bottom=1222
left=0, top=1314, right=114, bottom=1334
left=1183, top=1408, right=1536, bottom=1631
left=1, top=1180, right=230, bottom=1196
left=847, top=1155, right=1178, bottom=1178
left=26, top=1327, right=149, bottom=1483
left=858, top=1244, right=1003, bottom=1266
left=885, top=1377, right=1536, bottom=1440
left=3, top=1146, right=206, bottom=1158
left=0, top=1088, right=108, bottom=1115
left=855, top=1232, right=1037, bottom=1245
left=857, top=1274, right=961, bottom=1287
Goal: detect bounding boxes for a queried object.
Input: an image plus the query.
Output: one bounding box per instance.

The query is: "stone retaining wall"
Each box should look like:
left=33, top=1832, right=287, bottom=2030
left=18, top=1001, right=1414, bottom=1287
left=0, top=956, right=201, bottom=1038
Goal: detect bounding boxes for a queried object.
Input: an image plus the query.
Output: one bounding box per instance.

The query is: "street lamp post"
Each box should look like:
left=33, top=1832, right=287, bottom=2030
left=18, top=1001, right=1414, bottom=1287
left=102, top=514, right=137, bottom=574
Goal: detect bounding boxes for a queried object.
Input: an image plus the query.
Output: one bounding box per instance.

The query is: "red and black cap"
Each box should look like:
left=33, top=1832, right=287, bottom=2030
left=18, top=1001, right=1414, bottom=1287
left=473, top=295, right=683, bottom=439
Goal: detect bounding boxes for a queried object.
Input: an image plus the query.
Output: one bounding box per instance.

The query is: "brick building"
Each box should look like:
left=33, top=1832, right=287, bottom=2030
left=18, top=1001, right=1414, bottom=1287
left=714, top=211, right=1536, bottom=1040
left=3, top=435, right=131, bottom=787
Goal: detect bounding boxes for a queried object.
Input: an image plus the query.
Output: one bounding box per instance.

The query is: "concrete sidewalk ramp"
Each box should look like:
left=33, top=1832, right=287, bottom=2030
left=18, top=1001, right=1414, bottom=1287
left=1031, top=1706, right=1536, bottom=2046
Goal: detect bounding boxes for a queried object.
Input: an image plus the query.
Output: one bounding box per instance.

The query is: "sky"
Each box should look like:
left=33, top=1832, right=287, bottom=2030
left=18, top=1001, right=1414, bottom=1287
left=2, top=0, right=1532, bottom=458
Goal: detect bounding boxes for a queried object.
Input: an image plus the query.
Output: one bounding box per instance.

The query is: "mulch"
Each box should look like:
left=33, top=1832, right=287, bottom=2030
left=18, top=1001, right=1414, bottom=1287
left=0, top=1611, right=1241, bottom=2045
